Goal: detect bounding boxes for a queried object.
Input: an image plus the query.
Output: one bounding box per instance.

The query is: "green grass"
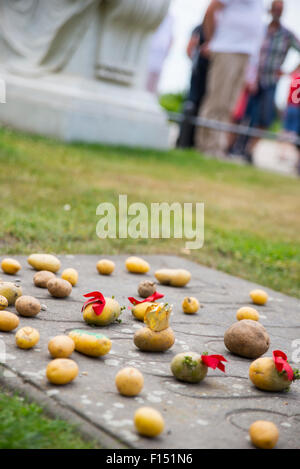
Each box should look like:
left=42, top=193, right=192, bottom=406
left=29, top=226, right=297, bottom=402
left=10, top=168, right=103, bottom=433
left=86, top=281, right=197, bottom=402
left=0, top=126, right=299, bottom=299
left=0, top=390, right=97, bottom=449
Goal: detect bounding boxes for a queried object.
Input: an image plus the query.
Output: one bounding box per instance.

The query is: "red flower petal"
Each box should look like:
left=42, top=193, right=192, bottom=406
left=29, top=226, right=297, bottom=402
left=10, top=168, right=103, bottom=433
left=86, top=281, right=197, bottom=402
left=273, top=350, right=294, bottom=381
left=201, top=354, right=227, bottom=373
left=128, top=292, right=164, bottom=307
left=82, top=291, right=106, bottom=316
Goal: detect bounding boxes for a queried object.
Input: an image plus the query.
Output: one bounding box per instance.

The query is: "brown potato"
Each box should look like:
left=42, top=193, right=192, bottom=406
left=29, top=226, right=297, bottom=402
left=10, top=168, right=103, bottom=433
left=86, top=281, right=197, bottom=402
left=224, top=320, right=270, bottom=359
left=134, top=327, right=175, bottom=352
left=47, top=278, right=72, bottom=298
left=33, top=270, right=56, bottom=288
left=15, top=295, right=41, bottom=317
left=138, top=281, right=156, bottom=298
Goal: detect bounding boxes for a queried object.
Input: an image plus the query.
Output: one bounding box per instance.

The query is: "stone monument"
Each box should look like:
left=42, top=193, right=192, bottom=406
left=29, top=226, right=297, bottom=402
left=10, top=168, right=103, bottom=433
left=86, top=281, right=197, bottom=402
left=0, top=0, right=171, bottom=148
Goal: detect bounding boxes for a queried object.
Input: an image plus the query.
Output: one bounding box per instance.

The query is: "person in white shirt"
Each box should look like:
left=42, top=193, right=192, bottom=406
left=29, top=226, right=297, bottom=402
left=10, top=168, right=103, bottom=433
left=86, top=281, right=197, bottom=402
left=195, top=0, right=264, bottom=156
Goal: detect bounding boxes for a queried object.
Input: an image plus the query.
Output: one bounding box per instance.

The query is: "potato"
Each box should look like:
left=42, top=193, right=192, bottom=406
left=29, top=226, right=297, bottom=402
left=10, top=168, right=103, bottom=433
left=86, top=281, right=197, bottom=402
left=0, top=295, right=8, bottom=310
left=134, top=327, right=175, bottom=352
left=61, top=268, right=78, bottom=286
left=1, top=258, right=21, bottom=275
left=69, top=329, right=111, bottom=357
left=155, top=269, right=191, bottom=287
left=15, top=327, right=40, bottom=349
left=33, top=270, right=56, bottom=288
left=0, top=282, right=22, bottom=305
left=182, top=297, right=199, bottom=314
left=250, top=289, right=268, bottom=306
left=46, top=358, right=78, bottom=385
left=47, top=278, right=72, bottom=298
left=0, top=310, right=19, bottom=332
left=125, top=256, right=150, bottom=274
left=249, top=421, right=279, bottom=449
left=236, top=306, right=259, bottom=321
left=115, top=367, right=144, bottom=396
left=224, top=320, right=270, bottom=359
left=83, top=297, right=121, bottom=326
left=97, top=259, right=115, bottom=275
left=48, top=335, right=75, bottom=358
left=249, top=357, right=291, bottom=392
left=171, top=352, right=208, bottom=383
left=134, top=407, right=164, bottom=437
left=15, top=295, right=41, bottom=317
left=132, top=301, right=153, bottom=322
left=28, top=253, right=61, bottom=273
left=138, top=281, right=156, bottom=298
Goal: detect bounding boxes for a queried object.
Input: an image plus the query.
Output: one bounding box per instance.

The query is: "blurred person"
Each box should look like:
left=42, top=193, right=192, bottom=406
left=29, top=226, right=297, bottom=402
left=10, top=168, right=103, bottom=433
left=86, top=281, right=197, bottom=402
left=195, top=0, right=264, bottom=157
left=243, top=0, right=300, bottom=163
left=177, top=24, right=210, bottom=148
left=146, top=14, right=174, bottom=94
left=283, top=65, right=300, bottom=175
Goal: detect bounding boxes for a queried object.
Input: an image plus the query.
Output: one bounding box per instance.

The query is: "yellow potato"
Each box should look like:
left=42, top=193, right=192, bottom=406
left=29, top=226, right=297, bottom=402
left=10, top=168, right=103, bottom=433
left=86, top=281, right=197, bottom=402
left=48, top=335, right=75, bottom=358
left=236, top=306, right=259, bottom=321
left=0, top=310, right=20, bottom=332
left=69, top=329, right=111, bottom=357
left=250, top=289, right=268, bottom=306
left=115, top=367, right=144, bottom=396
left=182, top=297, right=199, bottom=314
left=83, top=297, right=121, bottom=326
left=132, top=302, right=153, bottom=322
left=61, top=268, right=78, bottom=286
left=249, top=357, right=291, bottom=392
left=134, top=327, right=175, bottom=352
left=0, top=295, right=8, bottom=310
left=155, top=269, right=191, bottom=287
left=28, top=254, right=61, bottom=273
left=249, top=421, right=279, bottom=449
left=47, top=278, right=72, bottom=298
left=97, top=259, right=115, bottom=275
left=15, top=295, right=41, bottom=317
left=46, top=358, right=79, bottom=385
left=15, top=327, right=40, bottom=349
left=0, top=282, right=22, bottom=305
left=33, top=270, right=56, bottom=288
left=125, top=257, right=150, bottom=274
left=134, top=407, right=164, bottom=437
left=1, top=258, right=21, bottom=275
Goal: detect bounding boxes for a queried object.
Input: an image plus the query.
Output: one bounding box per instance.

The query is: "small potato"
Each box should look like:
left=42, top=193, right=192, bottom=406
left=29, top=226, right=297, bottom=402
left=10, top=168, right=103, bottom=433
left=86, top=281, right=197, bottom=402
left=48, top=335, right=75, bottom=358
left=155, top=269, right=191, bottom=287
left=134, top=407, right=164, bottom=438
left=46, top=358, right=78, bottom=385
left=115, top=367, right=144, bottom=396
left=236, top=306, right=259, bottom=321
left=132, top=302, right=153, bottom=322
left=134, top=326, right=175, bottom=352
left=171, top=352, right=208, bottom=383
left=83, top=297, right=120, bottom=326
left=33, top=270, right=56, bottom=288
left=138, top=281, right=156, bottom=298
left=69, top=329, right=111, bottom=357
left=249, top=421, right=279, bottom=449
left=97, top=259, right=115, bottom=276
left=15, top=295, right=41, bottom=317
left=125, top=257, right=150, bottom=274
left=61, top=268, right=78, bottom=286
left=0, top=310, right=20, bottom=332
left=182, top=297, right=199, bottom=314
left=249, top=357, right=291, bottom=392
left=47, top=278, right=72, bottom=298
left=1, top=258, right=21, bottom=275
left=224, top=320, right=270, bottom=359
left=0, top=295, right=8, bottom=310
left=15, top=327, right=40, bottom=349
left=250, top=289, right=268, bottom=306
left=28, top=253, right=61, bottom=273
left=0, top=282, right=22, bottom=305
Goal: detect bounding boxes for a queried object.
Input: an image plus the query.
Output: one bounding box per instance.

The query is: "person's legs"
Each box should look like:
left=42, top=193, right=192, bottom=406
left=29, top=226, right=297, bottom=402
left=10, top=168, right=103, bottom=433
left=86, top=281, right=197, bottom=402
left=195, top=52, right=248, bottom=156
